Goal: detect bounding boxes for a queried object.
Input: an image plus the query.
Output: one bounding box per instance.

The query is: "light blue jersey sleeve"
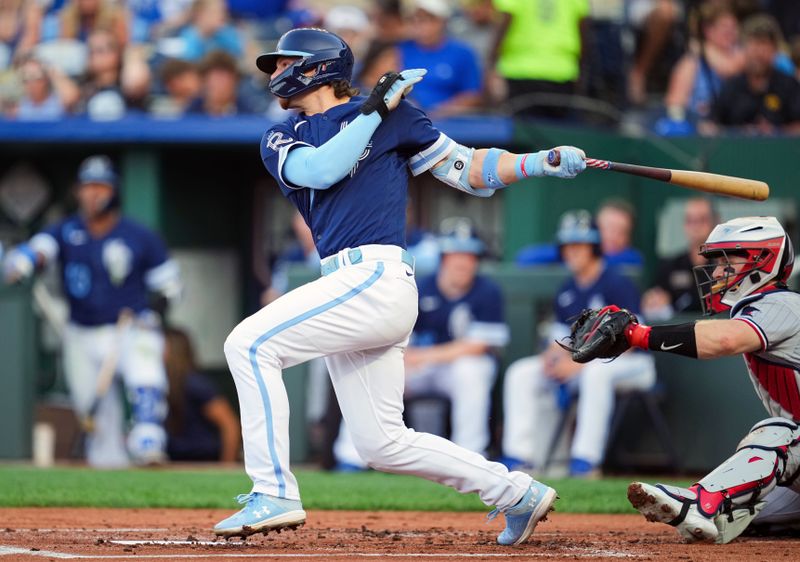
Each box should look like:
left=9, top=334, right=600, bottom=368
left=282, top=112, right=383, bottom=190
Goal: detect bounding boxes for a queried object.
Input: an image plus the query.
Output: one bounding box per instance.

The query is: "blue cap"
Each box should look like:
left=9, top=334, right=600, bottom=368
left=438, top=217, right=485, bottom=255
left=556, top=210, right=600, bottom=246
left=78, top=155, right=117, bottom=188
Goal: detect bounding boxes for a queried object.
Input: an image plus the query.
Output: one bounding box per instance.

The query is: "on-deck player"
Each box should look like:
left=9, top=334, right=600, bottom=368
left=571, top=216, right=800, bottom=543
left=3, top=155, right=182, bottom=467
left=215, top=28, right=587, bottom=545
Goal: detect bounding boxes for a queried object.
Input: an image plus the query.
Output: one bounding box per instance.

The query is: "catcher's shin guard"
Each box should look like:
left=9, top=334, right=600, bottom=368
left=694, top=417, right=800, bottom=543
left=629, top=418, right=800, bottom=544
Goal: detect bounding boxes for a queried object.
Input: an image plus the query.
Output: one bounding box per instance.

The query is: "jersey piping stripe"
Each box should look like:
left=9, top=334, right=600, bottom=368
left=247, top=262, right=385, bottom=497
left=745, top=353, right=800, bottom=421
left=735, top=317, right=768, bottom=350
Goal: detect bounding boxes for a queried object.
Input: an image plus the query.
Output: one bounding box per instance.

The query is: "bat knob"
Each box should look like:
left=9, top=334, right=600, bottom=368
left=547, top=150, right=561, bottom=166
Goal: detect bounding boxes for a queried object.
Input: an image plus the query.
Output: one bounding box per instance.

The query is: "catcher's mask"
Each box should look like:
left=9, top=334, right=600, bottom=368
left=693, top=216, right=794, bottom=315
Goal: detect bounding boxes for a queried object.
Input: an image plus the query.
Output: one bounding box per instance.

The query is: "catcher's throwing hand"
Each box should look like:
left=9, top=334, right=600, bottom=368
left=557, top=305, right=639, bottom=363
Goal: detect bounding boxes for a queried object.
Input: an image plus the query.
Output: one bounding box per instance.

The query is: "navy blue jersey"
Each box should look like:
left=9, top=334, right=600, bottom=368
left=260, top=97, right=451, bottom=259
left=30, top=216, right=175, bottom=326
left=412, top=274, right=509, bottom=347
left=551, top=265, right=641, bottom=340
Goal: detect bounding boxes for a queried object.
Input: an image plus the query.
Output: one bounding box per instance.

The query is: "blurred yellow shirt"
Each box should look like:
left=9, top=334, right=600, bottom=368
left=494, top=0, right=589, bottom=82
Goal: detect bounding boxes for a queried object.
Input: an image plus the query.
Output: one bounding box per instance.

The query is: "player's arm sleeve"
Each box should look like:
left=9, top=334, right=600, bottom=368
left=268, top=113, right=383, bottom=191
left=465, top=282, right=510, bottom=346
left=142, top=232, right=182, bottom=301
left=732, top=299, right=800, bottom=351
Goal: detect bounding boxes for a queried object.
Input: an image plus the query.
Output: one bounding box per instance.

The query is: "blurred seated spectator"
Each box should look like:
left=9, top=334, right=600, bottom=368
left=227, top=0, right=288, bottom=22
left=70, top=28, right=151, bottom=118
left=354, top=40, right=400, bottom=91
left=627, top=0, right=684, bottom=106
left=662, top=3, right=744, bottom=127
left=186, top=50, right=255, bottom=116
left=489, top=0, right=588, bottom=119
left=0, top=0, right=42, bottom=66
left=6, top=54, right=77, bottom=120
left=398, top=0, right=482, bottom=117
left=703, top=14, right=800, bottom=135
left=178, top=0, right=243, bottom=62
left=765, top=0, right=800, bottom=45
left=500, top=210, right=655, bottom=476
left=582, top=0, right=627, bottom=110
left=164, top=327, right=240, bottom=462
left=368, top=0, right=407, bottom=44
left=57, top=0, right=129, bottom=46
left=324, top=5, right=371, bottom=60
left=148, top=57, right=200, bottom=117
left=792, top=36, right=800, bottom=81
left=597, top=199, right=643, bottom=267
left=128, top=0, right=194, bottom=43
left=641, top=197, right=717, bottom=321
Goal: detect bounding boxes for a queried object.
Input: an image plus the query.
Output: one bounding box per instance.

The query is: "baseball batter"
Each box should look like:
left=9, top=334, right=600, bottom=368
left=561, top=216, right=800, bottom=543
left=3, top=156, right=181, bottom=467
left=214, top=27, right=587, bottom=544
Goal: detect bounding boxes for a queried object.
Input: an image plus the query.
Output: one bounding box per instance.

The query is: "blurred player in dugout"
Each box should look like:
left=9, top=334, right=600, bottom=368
left=499, top=210, right=655, bottom=476
left=3, top=156, right=182, bottom=467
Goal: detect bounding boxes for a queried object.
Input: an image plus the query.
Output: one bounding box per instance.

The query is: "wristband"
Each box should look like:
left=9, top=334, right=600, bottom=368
left=481, top=148, right=507, bottom=188
left=626, top=323, right=651, bottom=349
left=647, top=322, right=699, bottom=358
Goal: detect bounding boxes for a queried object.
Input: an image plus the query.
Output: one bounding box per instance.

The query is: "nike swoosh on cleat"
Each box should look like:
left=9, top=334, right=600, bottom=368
left=660, top=342, right=683, bottom=351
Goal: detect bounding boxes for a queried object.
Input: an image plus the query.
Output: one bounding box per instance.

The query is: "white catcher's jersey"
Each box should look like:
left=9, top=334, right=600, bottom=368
left=731, top=290, right=800, bottom=421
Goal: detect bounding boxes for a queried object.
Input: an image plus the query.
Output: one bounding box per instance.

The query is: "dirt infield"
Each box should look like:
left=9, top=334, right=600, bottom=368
left=0, top=508, right=796, bottom=561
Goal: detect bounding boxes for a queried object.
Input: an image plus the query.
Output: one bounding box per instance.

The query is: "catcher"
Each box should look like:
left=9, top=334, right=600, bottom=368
left=560, top=215, right=799, bottom=543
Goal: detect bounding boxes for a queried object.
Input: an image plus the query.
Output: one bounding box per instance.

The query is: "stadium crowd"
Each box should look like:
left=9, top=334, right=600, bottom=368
left=0, top=0, right=798, bottom=133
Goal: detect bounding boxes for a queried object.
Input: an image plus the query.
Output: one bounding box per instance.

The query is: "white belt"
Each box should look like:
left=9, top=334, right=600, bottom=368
left=320, top=244, right=415, bottom=276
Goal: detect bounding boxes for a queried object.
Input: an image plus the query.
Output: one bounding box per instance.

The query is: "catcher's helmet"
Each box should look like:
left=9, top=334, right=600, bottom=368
left=694, top=216, right=794, bottom=315
left=256, top=28, right=354, bottom=99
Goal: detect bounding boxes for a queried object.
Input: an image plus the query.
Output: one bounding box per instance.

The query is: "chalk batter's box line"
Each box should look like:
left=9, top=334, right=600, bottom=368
left=1, top=545, right=644, bottom=559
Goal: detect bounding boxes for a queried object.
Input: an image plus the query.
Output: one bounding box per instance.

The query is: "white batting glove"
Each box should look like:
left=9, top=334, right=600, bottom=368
left=383, top=68, right=426, bottom=111
left=3, top=246, right=36, bottom=284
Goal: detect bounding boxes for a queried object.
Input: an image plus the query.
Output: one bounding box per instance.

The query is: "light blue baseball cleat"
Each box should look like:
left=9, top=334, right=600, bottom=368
left=214, top=492, right=306, bottom=538
left=490, top=481, right=558, bottom=546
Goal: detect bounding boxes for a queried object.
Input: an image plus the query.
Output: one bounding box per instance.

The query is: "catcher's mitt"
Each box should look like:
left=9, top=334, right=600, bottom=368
left=557, top=305, right=638, bottom=363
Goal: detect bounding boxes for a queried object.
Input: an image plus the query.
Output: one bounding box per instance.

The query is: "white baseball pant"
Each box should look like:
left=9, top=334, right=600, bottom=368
left=502, top=351, right=656, bottom=467
left=64, top=320, right=166, bottom=467
left=223, top=245, right=531, bottom=508
left=333, top=353, right=497, bottom=468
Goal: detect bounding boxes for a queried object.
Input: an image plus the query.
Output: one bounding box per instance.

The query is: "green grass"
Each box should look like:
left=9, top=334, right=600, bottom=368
left=0, top=465, right=690, bottom=513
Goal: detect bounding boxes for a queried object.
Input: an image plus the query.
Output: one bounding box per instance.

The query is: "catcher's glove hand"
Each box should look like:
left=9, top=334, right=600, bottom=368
left=557, top=305, right=638, bottom=363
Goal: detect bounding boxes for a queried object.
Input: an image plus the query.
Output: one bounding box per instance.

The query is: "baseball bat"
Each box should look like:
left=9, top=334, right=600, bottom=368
left=81, top=308, right=135, bottom=432
left=547, top=150, right=769, bottom=201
